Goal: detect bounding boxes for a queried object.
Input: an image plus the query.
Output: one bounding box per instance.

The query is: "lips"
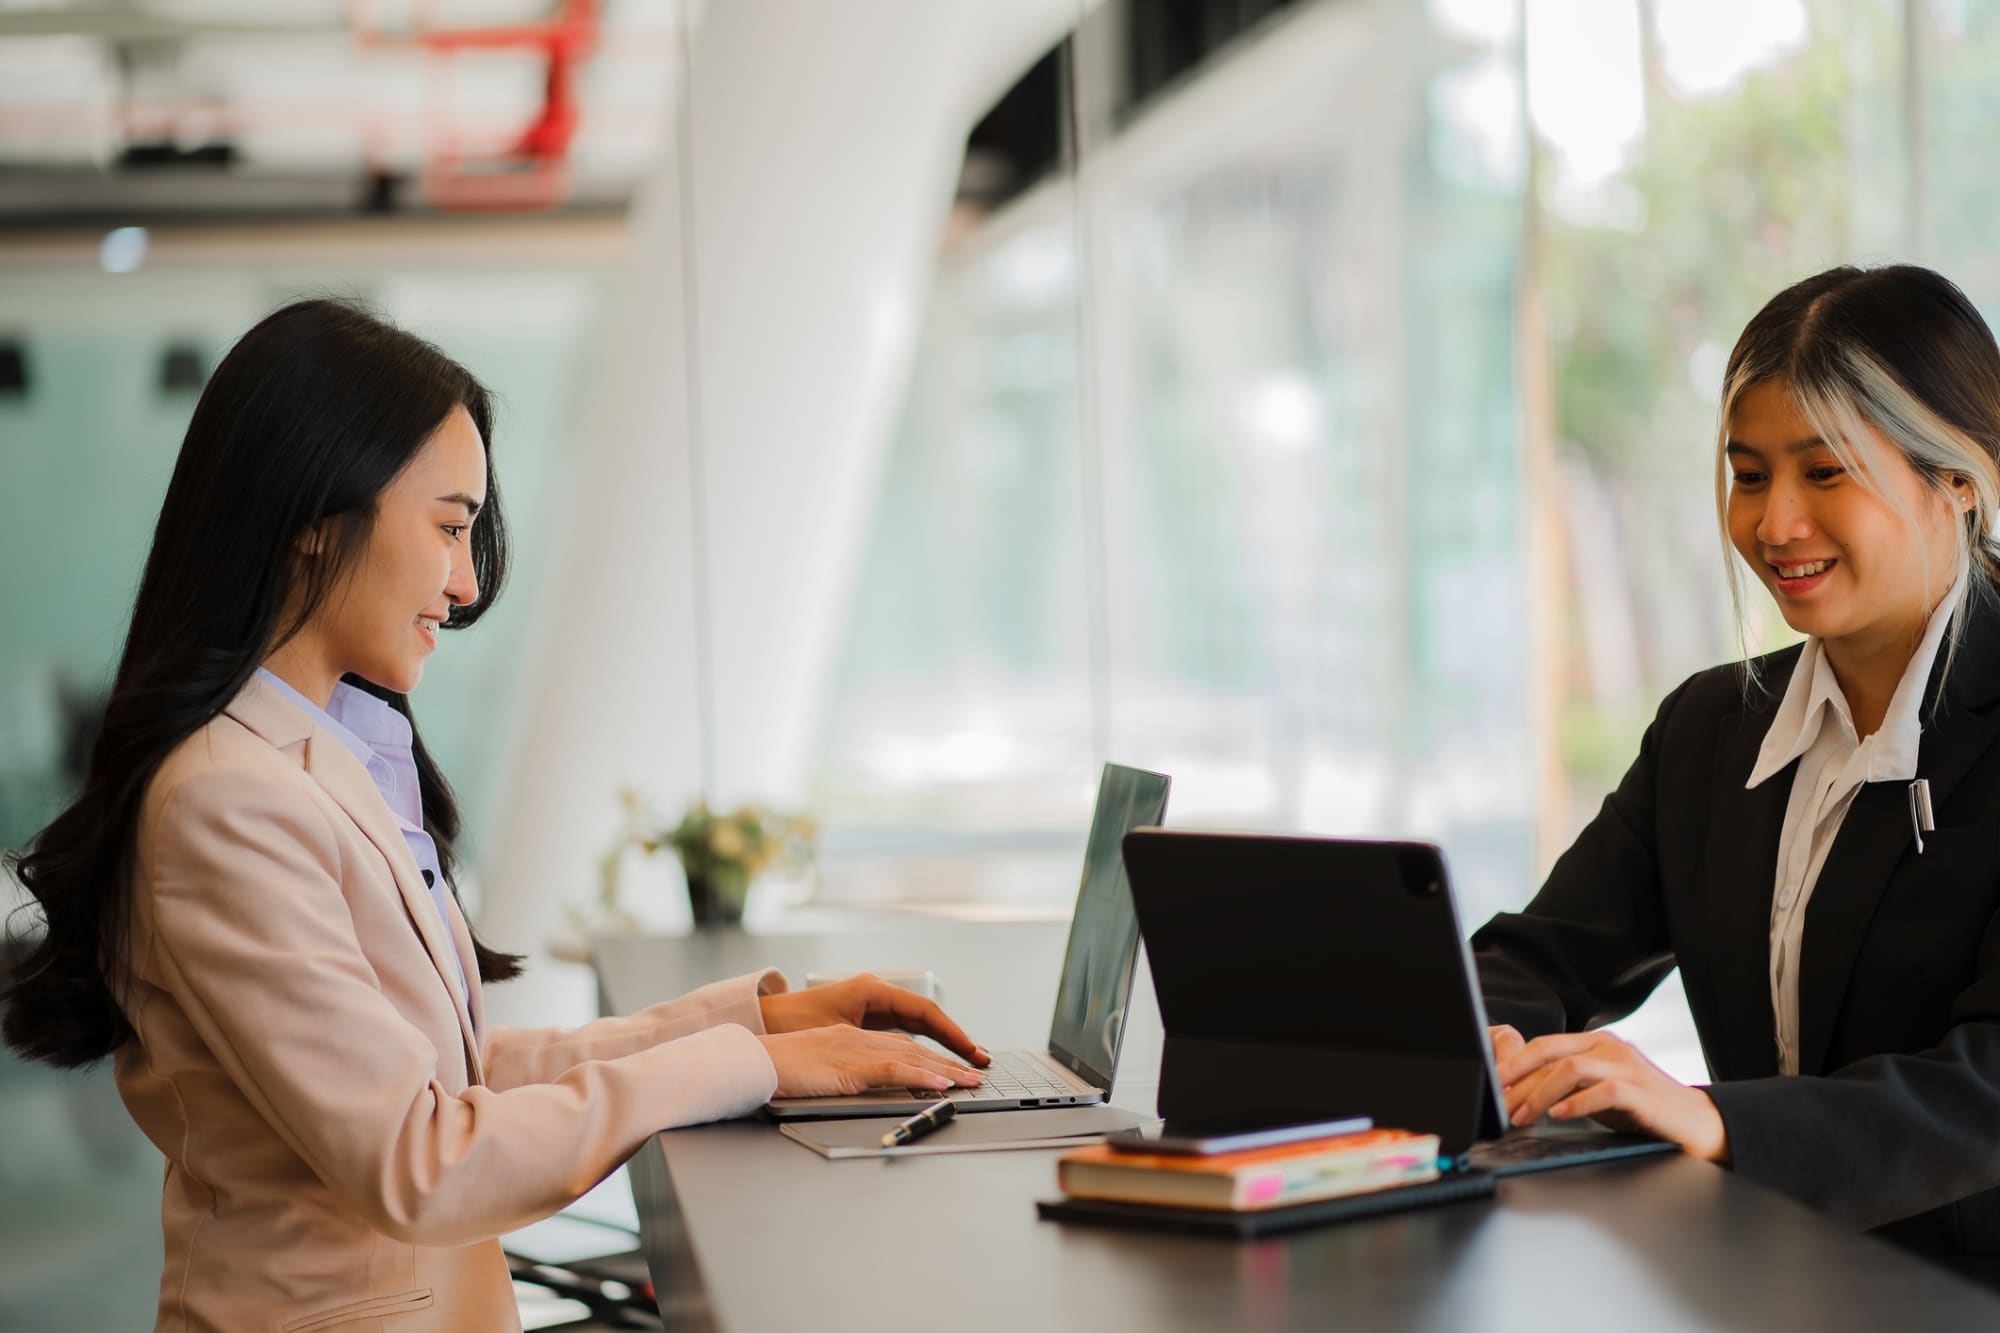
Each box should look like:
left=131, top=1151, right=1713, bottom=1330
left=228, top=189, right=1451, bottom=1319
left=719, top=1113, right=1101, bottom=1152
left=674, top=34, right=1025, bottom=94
left=1769, top=556, right=1837, bottom=596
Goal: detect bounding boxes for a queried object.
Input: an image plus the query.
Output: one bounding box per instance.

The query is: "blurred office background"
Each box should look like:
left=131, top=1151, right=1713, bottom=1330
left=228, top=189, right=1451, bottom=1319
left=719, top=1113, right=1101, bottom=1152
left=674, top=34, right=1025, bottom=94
left=1, top=0, right=1994, bottom=1324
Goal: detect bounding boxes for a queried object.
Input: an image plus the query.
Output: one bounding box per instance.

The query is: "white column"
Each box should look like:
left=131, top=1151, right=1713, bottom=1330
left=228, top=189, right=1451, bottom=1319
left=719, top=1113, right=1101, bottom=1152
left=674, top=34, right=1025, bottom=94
left=685, top=0, right=1079, bottom=805
left=479, top=0, right=1077, bottom=1025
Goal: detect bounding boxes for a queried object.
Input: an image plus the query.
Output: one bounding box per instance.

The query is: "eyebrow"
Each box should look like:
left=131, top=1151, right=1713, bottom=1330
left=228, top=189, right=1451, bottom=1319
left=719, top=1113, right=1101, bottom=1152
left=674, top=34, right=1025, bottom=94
left=436, top=492, right=485, bottom=516
left=1723, top=437, right=1830, bottom=460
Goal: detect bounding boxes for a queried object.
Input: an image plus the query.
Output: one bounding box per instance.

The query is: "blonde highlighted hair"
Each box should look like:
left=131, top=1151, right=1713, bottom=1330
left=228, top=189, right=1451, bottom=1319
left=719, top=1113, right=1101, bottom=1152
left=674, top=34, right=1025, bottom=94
left=1715, top=265, right=2000, bottom=689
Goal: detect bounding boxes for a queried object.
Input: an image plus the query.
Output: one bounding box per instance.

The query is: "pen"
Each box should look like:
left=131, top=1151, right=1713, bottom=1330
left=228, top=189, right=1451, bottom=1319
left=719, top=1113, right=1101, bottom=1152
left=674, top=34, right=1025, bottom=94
left=1910, top=778, right=1935, bottom=855
left=881, top=1098, right=956, bottom=1149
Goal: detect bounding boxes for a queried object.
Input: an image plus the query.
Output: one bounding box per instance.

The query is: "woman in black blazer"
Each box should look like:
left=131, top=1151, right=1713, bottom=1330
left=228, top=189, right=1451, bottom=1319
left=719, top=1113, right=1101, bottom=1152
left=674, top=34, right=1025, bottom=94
left=1474, top=264, right=2000, bottom=1277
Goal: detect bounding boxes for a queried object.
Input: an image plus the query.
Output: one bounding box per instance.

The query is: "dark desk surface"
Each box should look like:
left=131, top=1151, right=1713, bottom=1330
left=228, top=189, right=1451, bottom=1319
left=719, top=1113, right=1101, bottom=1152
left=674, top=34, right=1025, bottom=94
left=594, top=922, right=2000, bottom=1333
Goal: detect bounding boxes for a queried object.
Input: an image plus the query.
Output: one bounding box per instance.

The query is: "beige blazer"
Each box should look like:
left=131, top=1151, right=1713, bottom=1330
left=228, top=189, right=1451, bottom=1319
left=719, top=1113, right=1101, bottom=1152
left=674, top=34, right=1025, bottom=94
left=114, top=674, right=782, bottom=1332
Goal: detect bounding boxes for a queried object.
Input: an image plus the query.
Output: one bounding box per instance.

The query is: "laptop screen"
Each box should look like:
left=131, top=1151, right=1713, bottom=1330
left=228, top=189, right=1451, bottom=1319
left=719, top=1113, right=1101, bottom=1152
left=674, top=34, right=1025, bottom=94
left=1045, top=763, right=1171, bottom=1089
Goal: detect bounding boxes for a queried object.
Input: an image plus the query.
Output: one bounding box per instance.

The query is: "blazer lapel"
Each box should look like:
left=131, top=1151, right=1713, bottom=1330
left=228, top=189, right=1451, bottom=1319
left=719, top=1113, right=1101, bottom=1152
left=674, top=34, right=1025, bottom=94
left=227, top=676, right=485, bottom=1085
left=1701, top=691, right=1790, bottom=1080
left=1796, top=603, right=2000, bottom=1076
left=305, top=736, right=485, bottom=1085
left=442, top=894, right=486, bottom=1047
left=1794, top=783, right=1920, bottom=1076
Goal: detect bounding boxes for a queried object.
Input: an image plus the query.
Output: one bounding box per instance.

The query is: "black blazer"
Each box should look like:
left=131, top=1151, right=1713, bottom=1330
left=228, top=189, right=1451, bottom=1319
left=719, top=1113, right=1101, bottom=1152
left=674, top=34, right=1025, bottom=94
left=1474, top=596, right=2000, bottom=1260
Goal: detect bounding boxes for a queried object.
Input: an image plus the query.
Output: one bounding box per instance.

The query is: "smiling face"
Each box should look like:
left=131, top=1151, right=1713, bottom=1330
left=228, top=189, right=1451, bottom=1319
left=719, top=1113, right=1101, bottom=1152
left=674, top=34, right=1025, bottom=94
left=289, top=404, right=488, bottom=700
left=1725, top=378, right=1967, bottom=653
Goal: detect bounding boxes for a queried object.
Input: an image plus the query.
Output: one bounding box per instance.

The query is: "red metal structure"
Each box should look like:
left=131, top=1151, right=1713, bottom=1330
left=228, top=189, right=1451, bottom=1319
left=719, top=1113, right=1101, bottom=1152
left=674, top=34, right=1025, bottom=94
left=352, top=0, right=601, bottom=212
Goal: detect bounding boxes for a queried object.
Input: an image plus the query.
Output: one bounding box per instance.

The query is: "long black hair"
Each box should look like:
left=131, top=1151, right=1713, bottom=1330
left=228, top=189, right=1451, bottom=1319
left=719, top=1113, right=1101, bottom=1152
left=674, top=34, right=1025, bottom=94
left=3, top=297, right=524, bottom=1069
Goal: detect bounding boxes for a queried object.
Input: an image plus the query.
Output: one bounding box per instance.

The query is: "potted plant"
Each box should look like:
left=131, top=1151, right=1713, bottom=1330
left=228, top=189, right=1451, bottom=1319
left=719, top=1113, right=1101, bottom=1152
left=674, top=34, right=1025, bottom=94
left=592, top=791, right=816, bottom=931
left=660, top=801, right=816, bottom=928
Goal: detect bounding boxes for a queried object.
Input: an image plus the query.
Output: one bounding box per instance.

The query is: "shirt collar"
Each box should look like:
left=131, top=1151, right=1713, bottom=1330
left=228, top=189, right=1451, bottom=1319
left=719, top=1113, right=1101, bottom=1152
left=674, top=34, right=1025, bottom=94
left=254, top=667, right=377, bottom=772
left=1747, top=565, right=1965, bottom=788
left=323, top=679, right=415, bottom=752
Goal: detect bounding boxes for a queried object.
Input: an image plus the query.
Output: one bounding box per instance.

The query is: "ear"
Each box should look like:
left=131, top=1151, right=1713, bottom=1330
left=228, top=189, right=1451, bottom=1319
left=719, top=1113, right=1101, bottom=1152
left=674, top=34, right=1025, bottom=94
left=295, top=522, right=325, bottom=557
left=1951, top=474, right=1978, bottom=512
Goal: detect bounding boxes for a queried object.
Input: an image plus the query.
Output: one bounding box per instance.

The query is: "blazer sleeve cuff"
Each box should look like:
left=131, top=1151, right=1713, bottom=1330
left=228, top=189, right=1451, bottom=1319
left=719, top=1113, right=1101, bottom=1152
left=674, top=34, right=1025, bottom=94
left=1703, top=1079, right=1829, bottom=1211
left=654, top=967, right=787, bottom=1036
left=639, top=1022, right=780, bottom=1124
left=744, top=967, right=788, bottom=1035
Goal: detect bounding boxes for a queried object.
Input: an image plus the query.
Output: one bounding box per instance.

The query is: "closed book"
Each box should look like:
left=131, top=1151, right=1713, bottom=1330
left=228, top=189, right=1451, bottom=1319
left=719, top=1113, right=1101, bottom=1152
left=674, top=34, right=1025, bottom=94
left=1037, top=1170, right=1495, bottom=1237
left=1057, top=1128, right=1441, bottom=1211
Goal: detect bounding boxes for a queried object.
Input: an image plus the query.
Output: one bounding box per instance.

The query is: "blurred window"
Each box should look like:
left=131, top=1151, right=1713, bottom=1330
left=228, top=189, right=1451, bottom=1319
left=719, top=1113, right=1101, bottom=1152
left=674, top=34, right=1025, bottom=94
left=810, top=1, right=1533, bottom=923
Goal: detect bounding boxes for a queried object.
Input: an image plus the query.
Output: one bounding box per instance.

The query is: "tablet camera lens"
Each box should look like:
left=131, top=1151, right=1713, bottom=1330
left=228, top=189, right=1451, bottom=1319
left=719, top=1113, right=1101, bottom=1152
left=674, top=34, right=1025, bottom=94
left=1395, top=846, right=1444, bottom=897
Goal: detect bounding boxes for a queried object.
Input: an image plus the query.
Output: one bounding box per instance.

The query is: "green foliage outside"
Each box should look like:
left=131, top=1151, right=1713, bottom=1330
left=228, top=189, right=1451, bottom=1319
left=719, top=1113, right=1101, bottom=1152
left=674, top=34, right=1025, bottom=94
left=1539, top=0, right=1900, bottom=810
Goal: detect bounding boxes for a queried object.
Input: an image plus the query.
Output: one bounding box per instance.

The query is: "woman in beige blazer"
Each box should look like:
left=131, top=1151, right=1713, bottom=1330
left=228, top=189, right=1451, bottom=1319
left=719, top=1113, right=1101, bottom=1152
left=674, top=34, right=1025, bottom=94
left=2, top=299, right=988, bottom=1332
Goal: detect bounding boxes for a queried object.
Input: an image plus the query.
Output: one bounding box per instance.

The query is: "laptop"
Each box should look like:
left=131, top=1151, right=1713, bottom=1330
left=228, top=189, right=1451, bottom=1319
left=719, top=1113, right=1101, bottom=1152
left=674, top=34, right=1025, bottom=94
left=766, top=762, right=1171, bottom=1121
left=1118, top=829, right=1678, bottom=1176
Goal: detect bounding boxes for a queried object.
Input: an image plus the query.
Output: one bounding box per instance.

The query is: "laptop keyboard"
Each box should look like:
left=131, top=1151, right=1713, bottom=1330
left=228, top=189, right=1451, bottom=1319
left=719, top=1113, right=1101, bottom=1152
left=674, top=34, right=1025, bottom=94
left=911, top=1050, right=1085, bottom=1103
left=1464, top=1130, right=1678, bottom=1175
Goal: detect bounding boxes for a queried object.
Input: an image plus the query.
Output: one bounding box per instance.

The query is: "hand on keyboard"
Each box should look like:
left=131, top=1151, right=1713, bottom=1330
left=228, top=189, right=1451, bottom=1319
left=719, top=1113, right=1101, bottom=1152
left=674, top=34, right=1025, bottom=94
left=761, top=1026, right=984, bottom=1098
left=912, top=1051, right=1071, bottom=1102
left=761, top=973, right=992, bottom=1069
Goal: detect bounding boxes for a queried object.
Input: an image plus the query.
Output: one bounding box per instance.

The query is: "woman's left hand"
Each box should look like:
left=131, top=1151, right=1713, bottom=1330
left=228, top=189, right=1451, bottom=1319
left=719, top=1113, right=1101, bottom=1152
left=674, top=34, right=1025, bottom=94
left=1495, top=1030, right=1730, bottom=1163
left=760, top=973, right=991, bottom=1068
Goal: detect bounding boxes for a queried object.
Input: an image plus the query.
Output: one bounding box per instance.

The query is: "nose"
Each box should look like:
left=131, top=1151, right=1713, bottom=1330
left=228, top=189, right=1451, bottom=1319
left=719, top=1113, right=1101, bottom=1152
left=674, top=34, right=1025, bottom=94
left=1755, top=478, right=1815, bottom=548
left=444, top=540, right=479, bottom=609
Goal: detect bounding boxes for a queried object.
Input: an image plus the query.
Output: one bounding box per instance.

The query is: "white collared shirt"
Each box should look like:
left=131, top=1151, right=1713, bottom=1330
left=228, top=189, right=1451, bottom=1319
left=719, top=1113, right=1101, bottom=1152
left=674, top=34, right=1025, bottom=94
left=1745, top=571, right=1963, bottom=1074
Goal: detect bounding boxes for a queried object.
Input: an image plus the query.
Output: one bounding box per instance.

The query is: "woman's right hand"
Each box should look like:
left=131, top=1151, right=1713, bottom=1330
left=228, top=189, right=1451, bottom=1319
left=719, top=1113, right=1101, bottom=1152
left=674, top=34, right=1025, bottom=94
left=759, top=1025, right=985, bottom=1098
